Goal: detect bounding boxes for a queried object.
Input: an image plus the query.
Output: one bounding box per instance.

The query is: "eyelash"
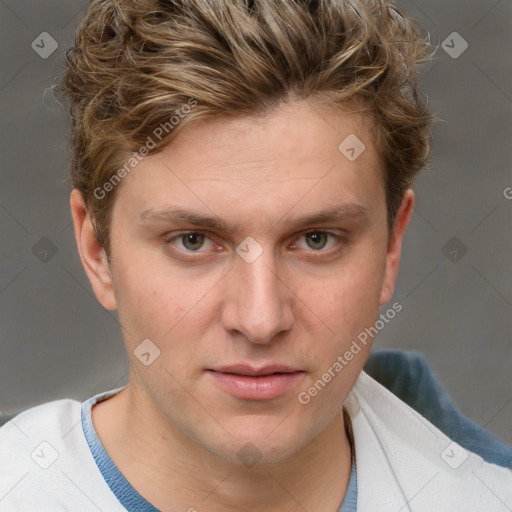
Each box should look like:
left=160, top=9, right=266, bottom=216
left=163, top=230, right=344, bottom=259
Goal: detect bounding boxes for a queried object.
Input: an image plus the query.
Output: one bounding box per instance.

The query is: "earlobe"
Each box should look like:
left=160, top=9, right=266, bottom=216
left=70, top=189, right=118, bottom=311
left=379, top=189, right=415, bottom=306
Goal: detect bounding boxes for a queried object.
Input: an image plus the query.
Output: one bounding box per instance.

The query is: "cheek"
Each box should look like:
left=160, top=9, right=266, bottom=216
left=295, top=266, right=383, bottom=409
left=302, top=257, right=386, bottom=336
left=111, top=257, right=182, bottom=342
left=111, top=253, right=220, bottom=364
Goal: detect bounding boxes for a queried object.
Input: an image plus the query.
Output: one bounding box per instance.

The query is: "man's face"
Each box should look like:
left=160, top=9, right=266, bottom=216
left=99, top=100, right=403, bottom=463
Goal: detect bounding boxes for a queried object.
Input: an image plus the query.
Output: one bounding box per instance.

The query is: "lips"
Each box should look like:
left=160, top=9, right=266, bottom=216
left=207, top=364, right=305, bottom=400
left=211, top=364, right=302, bottom=377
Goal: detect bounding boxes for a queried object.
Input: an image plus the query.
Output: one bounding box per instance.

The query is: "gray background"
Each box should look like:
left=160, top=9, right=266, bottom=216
left=0, top=0, right=511, bottom=444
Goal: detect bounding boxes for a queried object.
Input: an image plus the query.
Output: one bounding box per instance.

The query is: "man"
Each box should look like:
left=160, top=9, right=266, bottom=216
left=1, top=0, right=511, bottom=510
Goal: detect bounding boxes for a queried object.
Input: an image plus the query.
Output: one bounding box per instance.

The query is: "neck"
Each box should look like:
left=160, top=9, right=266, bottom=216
left=92, top=383, right=353, bottom=512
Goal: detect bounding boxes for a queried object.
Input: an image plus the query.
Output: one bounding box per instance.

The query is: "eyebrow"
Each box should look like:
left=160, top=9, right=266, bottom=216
left=138, top=203, right=369, bottom=233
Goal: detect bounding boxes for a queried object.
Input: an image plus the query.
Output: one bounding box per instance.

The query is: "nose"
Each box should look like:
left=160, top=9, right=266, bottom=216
left=221, top=249, right=295, bottom=345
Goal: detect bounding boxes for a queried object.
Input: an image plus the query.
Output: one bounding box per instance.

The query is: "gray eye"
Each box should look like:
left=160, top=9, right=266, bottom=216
left=305, top=231, right=329, bottom=250
left=181, top=233, right=205, bottom=251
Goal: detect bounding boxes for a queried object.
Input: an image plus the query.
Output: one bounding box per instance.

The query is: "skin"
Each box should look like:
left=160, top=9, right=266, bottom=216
left=71, top=99, right=414, bottom=512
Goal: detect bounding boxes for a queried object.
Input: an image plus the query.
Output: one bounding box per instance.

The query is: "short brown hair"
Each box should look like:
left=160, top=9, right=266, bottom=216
left=57, top=0, right=434, bottom=255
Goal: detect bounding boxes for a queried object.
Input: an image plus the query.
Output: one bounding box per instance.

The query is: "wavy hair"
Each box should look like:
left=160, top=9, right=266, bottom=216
left=57, top=0, right=434, bottom=254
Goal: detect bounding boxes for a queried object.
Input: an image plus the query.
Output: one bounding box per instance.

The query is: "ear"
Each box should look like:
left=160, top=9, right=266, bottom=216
left=379, top=188, right=415, bottom=306
left=70, top=189, right=117, bottom=310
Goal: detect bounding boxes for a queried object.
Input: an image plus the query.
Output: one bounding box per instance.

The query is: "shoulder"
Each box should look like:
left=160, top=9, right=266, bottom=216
left=0, top=399, right=78, bottom=509
left=348, top=371, right=512, bottom=511
left=1, top=398, right=82, bottom=441
left=0, top=398, right=83, bottom=472
left=0, top=397, right=125, bottom=511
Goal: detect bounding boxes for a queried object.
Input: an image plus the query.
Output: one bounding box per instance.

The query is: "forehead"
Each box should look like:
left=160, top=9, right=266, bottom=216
left=163, top=100, right=378, bottom=179
left=113, top=100, right=385, bottom=230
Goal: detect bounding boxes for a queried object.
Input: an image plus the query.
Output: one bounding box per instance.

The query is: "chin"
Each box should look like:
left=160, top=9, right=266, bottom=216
left=210, top=437, right=303, bottom=467
left=210, top=416, right=313, bottom=465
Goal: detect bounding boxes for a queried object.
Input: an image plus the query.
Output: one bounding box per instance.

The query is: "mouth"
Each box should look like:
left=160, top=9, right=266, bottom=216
left=206, top=365, right=306, bottom=400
